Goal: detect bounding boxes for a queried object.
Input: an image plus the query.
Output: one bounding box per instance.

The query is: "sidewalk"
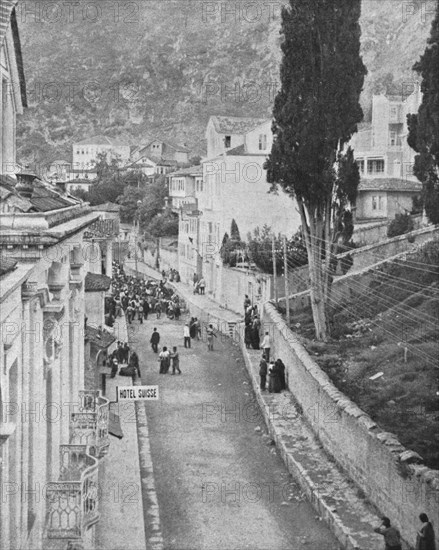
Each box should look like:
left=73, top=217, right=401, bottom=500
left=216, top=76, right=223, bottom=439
left=96, top=315, right=162, bottom=550
left=125, top=259, right=389, bottom=550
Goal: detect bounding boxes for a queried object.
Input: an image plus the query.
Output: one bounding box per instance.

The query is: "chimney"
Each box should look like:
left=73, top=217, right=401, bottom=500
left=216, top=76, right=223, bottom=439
left=15, top=171, right=38, bottom=198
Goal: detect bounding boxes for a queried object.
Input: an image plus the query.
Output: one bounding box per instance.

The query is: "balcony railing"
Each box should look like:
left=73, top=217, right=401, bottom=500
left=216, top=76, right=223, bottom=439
left=45, top=445, right=99, bottom=540
left=44, top=390, right=110, bottom=546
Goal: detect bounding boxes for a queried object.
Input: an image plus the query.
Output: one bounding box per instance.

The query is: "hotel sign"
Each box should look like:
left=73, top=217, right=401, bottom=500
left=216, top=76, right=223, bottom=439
left=117, top=385, right=159, bottom=401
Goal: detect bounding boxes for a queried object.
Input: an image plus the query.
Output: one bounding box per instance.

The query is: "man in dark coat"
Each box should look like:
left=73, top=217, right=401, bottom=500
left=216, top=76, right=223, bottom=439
left=150, top=328, right=160, bottom=353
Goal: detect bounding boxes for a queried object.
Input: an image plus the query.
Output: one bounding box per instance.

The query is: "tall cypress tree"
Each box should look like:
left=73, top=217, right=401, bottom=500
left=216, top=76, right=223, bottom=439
left=407, top=0, right=439, bottom=225
left=265, top=0, right=366, bottom=341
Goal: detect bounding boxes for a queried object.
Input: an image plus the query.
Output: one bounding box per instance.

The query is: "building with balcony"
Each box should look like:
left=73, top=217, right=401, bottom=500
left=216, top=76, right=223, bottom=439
left=349, top=88, right=423, bottom=222
left=168, top=165, right=202, bottom=211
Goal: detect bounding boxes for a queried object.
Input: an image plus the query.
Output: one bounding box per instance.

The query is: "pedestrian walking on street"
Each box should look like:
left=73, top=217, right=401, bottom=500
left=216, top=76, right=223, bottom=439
left=126, top=303, right=134, bottom=324
left=123, top=342, right=130, bottom=364
left=143, top=298, right=150, bottom=320
left=110, top=356, right=119, bottom=378
left=155, top=301, right=162, bottom=319
left=261, top=331, right=271, bottom=361
left=206, top=324, right=217, bottom=351
left=159, top=346, right=170, bottom=374
left=198, top=277, right=206, bottom=295
left=150, top=328, right=160, bottom=353
left=195, top=318, right=201, bottom=340
left=184, top=323, right=191, bottom=348
left=259, top=354, right=268, bottom=391
left=373, top=517, right=402, bottom=550
left=416, top=513, right=436, bottom=550
left=137, top=303, right=144, bottom=324
left=170, top=346, right=181, bottom=375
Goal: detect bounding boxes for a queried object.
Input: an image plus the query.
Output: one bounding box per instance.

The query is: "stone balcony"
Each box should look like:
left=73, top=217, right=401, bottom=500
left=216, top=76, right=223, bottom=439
left=44, top=390, right=110, bottom=549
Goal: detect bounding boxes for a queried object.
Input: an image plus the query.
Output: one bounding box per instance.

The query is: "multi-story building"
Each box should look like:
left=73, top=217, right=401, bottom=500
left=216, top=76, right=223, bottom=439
left=167, top=166, right=203, bottom=283
left=350, top=88, right=423, bottom=221
left=0, top=7, right=116, bottom=549
left=71, top=135, right=130, bottom=178
left=170, top=118, right=300, bottom=297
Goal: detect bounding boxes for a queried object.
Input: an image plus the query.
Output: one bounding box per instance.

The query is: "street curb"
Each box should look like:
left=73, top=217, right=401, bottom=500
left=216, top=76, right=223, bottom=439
left=134, top=380, right=164, bottom=550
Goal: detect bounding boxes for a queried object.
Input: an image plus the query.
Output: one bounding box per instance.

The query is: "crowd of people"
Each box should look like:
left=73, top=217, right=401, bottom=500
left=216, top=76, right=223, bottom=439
left=105, top=262, right=220, bottom=378
left=105, top=262, right=182, bottom=327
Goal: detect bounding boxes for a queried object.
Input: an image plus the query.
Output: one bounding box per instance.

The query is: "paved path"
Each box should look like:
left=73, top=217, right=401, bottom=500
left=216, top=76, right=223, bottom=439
left=131, top=312, right=340, bottom=550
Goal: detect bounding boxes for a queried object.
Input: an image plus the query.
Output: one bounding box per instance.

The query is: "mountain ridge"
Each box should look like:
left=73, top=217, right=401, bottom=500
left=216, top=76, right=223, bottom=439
left=16, top=0, right=435, bottom=164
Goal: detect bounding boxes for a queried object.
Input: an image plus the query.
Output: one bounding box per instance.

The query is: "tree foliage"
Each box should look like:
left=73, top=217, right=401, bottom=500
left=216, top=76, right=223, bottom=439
left=407, top=0, right=439, bottom=225
left=264, top=0, right=366, bottom=340
left=387, top=213, right=415, bottom=238
left=247, top=225, right=308, bottom=274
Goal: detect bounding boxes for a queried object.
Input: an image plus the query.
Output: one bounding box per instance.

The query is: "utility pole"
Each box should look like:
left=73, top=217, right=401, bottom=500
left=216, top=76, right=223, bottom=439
left=272, top=236, right=278, bottom=304
left=283, top=235, right=290, bottom=327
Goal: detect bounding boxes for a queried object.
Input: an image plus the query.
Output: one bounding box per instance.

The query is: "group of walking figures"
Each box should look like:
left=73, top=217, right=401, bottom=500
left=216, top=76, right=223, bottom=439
left=105, top=262, right=182, bottom=326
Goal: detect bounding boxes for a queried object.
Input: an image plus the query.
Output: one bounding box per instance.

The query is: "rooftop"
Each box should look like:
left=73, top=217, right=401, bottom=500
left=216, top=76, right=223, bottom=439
left=75, top=135, right=129, bottom=147
left=85, top=272, right=112, bottom=292
left=0, top=256, right=18, bottom=277
left=210, top=116, right=269, bottom=135
left=168, top=165, right=202, bottom=177
left=358, top=178, right=422, bottom=192
left=84, top=325, right=116, bottom=349
left=92, top=202, right=120, bottom=212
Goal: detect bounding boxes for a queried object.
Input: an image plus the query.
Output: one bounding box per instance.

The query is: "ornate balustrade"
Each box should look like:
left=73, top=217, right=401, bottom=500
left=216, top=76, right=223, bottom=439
left=71, top=390, right=110, bottom=458
left=45, top=445, right=99, bottom=540
left=44, top=390, right=110, bottom=547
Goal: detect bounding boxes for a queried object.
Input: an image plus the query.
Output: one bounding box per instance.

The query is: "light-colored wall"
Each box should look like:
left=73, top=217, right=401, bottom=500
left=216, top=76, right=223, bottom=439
left=206, top=119, right=245, bottom=159
left=72, top=144, right=130, bottom=172
left=85, top=290, right=105, bottom=327
left=0, top=237, right=87, bottom=550
left=261, top=302, right=439, bottom=550
left=244, top=121, right=272, bottom=154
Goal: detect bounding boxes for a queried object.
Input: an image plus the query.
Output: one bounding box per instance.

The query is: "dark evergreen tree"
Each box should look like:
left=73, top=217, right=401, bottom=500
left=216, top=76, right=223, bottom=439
left=407, top=0, right=439, bottom=225
left=265, top=0, right=366, bottom=340
left=230, top=219, right=241, bottom=241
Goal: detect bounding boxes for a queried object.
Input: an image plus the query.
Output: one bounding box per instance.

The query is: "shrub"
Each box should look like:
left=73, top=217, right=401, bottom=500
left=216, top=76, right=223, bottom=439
left=387, top=213, right=414, bottom=238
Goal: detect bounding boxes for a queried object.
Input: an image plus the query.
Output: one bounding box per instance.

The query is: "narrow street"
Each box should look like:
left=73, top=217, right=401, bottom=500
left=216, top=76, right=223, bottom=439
left=132, top=313, right=340, bottom=550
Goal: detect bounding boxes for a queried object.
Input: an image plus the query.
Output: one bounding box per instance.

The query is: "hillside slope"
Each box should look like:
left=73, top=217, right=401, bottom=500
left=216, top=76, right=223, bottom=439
left=16, top=0, right=435, bottom=164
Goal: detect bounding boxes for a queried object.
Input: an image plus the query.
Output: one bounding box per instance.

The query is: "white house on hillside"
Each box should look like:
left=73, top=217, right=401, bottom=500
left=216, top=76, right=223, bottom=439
left=71, top=135, right=130, bottom=176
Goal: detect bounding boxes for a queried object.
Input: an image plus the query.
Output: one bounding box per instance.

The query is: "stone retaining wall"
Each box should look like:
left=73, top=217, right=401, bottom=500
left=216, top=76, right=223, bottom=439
left=262, top=301, right=439, bottom=549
